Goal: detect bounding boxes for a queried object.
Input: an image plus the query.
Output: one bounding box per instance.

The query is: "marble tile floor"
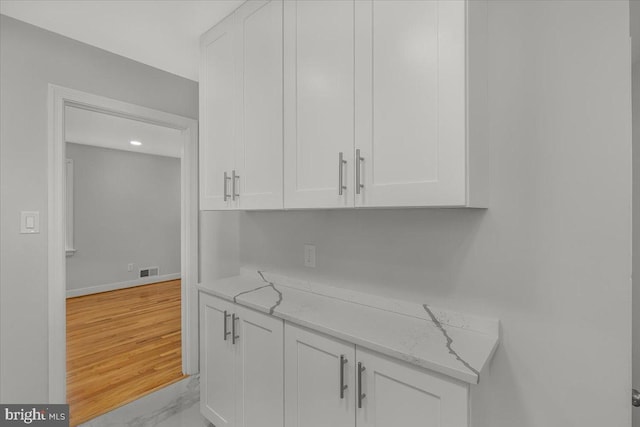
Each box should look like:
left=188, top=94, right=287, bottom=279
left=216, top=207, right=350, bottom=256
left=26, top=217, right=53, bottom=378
left=79, top=375, right=211, bottom=427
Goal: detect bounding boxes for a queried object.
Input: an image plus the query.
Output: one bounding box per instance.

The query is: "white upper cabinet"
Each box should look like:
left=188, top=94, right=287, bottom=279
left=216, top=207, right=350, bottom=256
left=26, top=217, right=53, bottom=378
left=199, top=0, right=488, bottom=210
left=283, top=0, right=355, bottom=209
left=284, top=0, right=488, bottom=209
left=200, top=13, right=236, bottom=210
left=200, top=0, right=283, bottom=210
left=235, top=0, right=283, bottom=210
left=354, top=0, right=487, bottom=208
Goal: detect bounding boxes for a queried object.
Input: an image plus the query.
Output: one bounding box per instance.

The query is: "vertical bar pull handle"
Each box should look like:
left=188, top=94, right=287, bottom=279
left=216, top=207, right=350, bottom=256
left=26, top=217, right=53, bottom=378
left=232, top=313, right=239, bottom=344
left=223, top=310, right=231, bottom=341
left=232, top=170, right=240, bottom=200
left=356, top=149, right=364, bottom=195
left=338, top=152, right=347, bottom=195
left=340, top=355, right=348, bottom=399
left=358, top=362, right=366, bottom=408
left=223, top=172, right=231, bottom=201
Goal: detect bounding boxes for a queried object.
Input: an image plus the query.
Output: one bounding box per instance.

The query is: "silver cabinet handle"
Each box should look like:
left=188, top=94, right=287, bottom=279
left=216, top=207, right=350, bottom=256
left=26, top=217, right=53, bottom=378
left=355, top=149, right=364, bottom=195
left=232, top=313, right=239, bottom=344
left=634, top=389, right=640, bottom=407
left=223, top=172, right=231, bottom=201
left=232, top=170, right=240, bottom=200
left=338, top=152, right=347, bottom=195
left=358, top=362, right=366, bottom=408
left=223, top=310, right=231, bottom=341
left=340, top=355, right=348, bottom=399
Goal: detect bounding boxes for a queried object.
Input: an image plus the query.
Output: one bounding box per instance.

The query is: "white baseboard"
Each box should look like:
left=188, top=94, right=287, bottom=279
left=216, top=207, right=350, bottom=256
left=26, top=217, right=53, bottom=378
left=66, top=273, right=181, bottom=298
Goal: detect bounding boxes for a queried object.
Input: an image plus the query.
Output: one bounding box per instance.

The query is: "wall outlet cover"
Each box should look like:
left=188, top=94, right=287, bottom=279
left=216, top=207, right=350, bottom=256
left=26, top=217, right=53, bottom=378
left=304, top=244, right=316, bottom=268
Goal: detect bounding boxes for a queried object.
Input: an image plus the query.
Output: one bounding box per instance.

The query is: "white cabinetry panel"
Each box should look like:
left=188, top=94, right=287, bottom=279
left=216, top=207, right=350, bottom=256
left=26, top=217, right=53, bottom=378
left=200, top=14, right=236, bottom=210
left=200, top=294, right=236, bottom=426
left=356, top=348, right=468, bottom=427
left=284, top=324, right=355, bottom=427
left=236, top=0, right=283, bottom=209
left=236, top=304, right=284, bottom=427
left=200, top=293, right=284, bottom=427
left=355, top=0, right=469, bottom=207
left=200, top=0, right=283, bottom=210
left=284, top=0, right=355, bottom=208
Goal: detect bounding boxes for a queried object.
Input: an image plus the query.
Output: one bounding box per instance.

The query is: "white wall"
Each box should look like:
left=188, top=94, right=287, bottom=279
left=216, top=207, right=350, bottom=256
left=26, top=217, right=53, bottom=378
left=633, top=62, right=640, bottom=427
left=65, top=143, right=180, bottom=293
left=200, top=211, right=239, bottom=283
left=629, top=2, right=639, bottom=425
left=632, top=10, right=640, bottom=425
left=0, top=15, right=238, bottom=403
left=240, top=2, right=632, bottom=426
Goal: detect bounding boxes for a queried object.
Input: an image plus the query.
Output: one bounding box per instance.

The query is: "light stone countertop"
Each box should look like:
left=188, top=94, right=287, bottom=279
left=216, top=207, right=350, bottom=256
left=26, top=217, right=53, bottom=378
left=198, top=270, right=499, bottom=385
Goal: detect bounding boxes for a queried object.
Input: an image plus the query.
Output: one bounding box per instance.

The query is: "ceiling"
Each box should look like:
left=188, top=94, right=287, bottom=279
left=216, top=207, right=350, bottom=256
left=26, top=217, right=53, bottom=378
left=0, top=0, right=245, bottom=81
left=65, top=106, right=184, bottom=158
left=1, top=0, right=637, bottom=74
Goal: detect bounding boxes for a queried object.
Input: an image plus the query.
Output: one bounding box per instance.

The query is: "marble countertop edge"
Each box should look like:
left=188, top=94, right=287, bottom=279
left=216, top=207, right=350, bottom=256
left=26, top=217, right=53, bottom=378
left=238, top=266, right=500, bottom=338
left=197, top=272, right=500, bottom=385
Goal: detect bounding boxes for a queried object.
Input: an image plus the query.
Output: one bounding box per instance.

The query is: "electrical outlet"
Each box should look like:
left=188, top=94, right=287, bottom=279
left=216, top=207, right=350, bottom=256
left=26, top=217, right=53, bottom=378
left=127, top=263, right=134, bottom=272
left=304, top=244, right=316, bottom=268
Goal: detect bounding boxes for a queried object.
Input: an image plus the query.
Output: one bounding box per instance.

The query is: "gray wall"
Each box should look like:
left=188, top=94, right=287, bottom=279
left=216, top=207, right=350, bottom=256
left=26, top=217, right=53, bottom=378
left=0, top=15, right=212, bottom=403
left=633, top=37, right=640, bottom=427
left=240, top=2, right=632, bottom=426
left=200, top=211, right=240, bottom=282
left=65, top=143, right=180, bottom=292
left=632, top=5, right=639, bottom=427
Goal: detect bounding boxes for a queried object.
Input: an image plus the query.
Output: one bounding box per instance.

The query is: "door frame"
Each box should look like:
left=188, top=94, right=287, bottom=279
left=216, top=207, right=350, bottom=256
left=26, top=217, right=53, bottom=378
left=47, top=84, right=199, bottom=403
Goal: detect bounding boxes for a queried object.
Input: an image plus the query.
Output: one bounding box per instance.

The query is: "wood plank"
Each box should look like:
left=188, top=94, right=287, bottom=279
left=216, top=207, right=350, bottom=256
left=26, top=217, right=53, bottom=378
left=66, top=280, right=186, bottom=426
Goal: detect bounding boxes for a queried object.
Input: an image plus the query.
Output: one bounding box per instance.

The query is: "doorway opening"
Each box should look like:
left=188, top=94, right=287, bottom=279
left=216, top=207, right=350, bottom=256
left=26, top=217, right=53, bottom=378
left=63, top=106, right=188, bottom=425
left=47, top=86, right=199, bottom=423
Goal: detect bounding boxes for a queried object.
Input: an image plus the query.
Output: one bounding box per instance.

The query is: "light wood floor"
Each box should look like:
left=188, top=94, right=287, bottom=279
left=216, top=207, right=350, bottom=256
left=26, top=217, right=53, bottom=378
left=66, top=280, right=186, bottom=426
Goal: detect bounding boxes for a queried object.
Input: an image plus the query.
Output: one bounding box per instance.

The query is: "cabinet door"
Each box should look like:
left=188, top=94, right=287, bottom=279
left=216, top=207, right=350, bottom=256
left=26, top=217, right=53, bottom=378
left=235, top=0, right=284, bottom=210
left=356, top=348, right=468, bottom=427
left=284, top=0, right=355, bottom=209
left=235, top=305, right=284, bottom=427
left=200, top=13, right=237, bottom=210
left=200, top=294, right=237, bottom=426
left=355, top=1, right=467, bottom=207
left=284, top=323, right=355, bottom=427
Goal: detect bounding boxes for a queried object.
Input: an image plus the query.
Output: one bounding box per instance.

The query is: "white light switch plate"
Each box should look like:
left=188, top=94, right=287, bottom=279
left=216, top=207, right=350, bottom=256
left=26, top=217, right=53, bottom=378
left=20, top=211, right=40, bottom=234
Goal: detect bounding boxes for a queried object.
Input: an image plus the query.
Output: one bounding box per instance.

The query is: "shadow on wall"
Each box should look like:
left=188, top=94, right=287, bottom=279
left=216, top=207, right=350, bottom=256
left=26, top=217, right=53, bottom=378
left=238, top=208, right=522, bottom=306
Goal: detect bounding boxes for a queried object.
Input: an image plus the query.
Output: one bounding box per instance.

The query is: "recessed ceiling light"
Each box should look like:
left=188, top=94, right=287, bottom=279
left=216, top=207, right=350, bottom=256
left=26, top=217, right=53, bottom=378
left=130, top=140, right=142, bottom=146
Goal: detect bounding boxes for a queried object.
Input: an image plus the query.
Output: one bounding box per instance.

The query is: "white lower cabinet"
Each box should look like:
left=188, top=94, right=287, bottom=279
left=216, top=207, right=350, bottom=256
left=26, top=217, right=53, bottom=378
left=200, top=295, right=470, bottom=427
left=200, top=294, right=236, bottom=426
left=356, top=348, right=469, bottom=427
left=284, top=323, right=469, bottom=427
left=284, top=323, right=356, bottom=427
left=200, top=293, right=284, bottom=427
